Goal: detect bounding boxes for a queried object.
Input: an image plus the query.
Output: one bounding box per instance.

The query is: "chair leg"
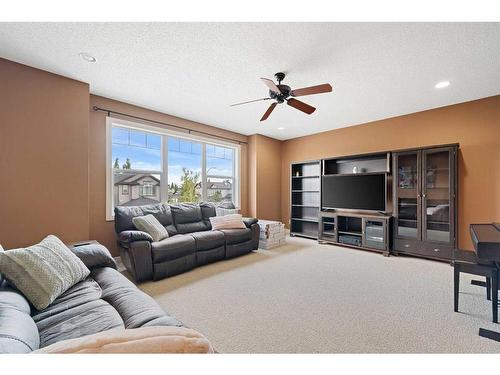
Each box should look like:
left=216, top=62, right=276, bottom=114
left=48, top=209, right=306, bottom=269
left=487, top=277, right=491, bottom=301
left=454, top=263, right=460, bottom=312
left=492, top=270, right=498, bottom=324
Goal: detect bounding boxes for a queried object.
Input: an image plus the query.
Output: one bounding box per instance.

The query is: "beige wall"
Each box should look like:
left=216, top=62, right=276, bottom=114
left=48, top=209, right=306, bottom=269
left=0, top=58, right=249, bottom=256
left=281, top=95, right=500, bottom=251
left=247, top=134, right=282, bottom=221
left=89, top=95, right=249, bottom=255
left=0, top=58, right=90, bottom=248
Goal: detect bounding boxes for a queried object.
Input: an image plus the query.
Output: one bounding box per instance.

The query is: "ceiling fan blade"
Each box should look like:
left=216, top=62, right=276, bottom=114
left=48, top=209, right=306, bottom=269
left=260, top=102, right=277, bottom=121
left=287, top=98, right=316, bottom=115
left=291, top=83, right=332, bottom=97
left=230, top=98, right=270, bottom=107
left=260, top=78, right=281, bottom=94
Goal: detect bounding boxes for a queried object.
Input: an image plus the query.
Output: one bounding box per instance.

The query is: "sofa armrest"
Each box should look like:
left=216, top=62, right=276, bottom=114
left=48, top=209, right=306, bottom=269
left=119, top=241, right=154, bottom=282
left=242, top=217, right=258, bottom=228
left=118, top=230, right=154, bottom=246
left=70, top=243, right=117, bottom=270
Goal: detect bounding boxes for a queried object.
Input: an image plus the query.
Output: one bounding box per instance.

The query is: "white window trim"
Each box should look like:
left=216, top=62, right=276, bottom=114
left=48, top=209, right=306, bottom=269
left=106, top=116, right=241, bottom=221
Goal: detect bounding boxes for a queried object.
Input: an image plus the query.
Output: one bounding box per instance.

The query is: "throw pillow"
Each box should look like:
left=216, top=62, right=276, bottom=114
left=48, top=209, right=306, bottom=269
left=132, top=214, right=169, bottom=242
left=0, top=235, right=90, bottom=310
left=210, top=214, right=246, bottom=230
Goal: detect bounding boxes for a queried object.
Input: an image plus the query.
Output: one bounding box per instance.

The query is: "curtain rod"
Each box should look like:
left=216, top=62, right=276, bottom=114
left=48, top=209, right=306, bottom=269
left=92, top=106, right=247, bottom=145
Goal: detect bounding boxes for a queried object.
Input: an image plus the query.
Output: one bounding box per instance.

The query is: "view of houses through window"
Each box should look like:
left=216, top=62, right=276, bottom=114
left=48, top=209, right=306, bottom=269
left=110, top=123, right=237, bottom=214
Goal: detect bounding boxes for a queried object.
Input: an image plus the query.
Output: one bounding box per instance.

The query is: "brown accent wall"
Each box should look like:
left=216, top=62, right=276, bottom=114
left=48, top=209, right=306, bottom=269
left=89, top=95, right=249, bottom=256
left=281, top=95, right=500, bottom=251
left=0, top=58, right=90, bottom=248
left=247, top=134, right=282, bottom=221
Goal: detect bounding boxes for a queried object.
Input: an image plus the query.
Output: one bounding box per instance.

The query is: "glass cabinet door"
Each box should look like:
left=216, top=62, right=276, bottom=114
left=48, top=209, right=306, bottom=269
left=320, top=216, right=336, bottom=240
left=363, top=219, right=386, bottom=250
left=423, top=148, right=452, bottom=243
left=395, top=152, right=420, bottom=239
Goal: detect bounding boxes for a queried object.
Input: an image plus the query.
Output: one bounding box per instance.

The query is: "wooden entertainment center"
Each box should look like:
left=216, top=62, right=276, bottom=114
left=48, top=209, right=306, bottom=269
left=289, top=144, right=458, bottom=261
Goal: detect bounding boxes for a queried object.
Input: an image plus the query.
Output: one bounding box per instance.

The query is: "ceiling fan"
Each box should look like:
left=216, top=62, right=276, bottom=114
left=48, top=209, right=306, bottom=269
left=230, top=72, right=333, bottom=121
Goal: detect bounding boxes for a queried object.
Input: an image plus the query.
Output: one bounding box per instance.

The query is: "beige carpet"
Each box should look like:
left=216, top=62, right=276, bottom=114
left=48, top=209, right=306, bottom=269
left=137, top=236, right=500, bottom=353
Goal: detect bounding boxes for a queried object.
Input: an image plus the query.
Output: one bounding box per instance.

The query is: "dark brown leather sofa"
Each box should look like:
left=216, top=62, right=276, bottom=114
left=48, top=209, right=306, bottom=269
left=115, top=202, right=259, bottom=282
left=0, top=243, right=183, bottom=354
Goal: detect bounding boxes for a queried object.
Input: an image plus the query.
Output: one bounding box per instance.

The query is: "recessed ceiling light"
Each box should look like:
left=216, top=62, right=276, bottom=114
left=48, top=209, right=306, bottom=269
left=79, top=52, right=96, bottom=63
left=277, top=127, right=285, bottom=130
left=435, top=80, right=450, bottom=89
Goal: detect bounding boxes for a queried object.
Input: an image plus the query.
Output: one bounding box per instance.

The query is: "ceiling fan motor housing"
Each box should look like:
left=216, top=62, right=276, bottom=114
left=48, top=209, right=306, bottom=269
left=270, top=84, right=291, bottom=103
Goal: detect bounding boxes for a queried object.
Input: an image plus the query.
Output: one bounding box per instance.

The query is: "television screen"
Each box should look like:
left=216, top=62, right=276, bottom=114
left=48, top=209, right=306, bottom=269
left=322, top=174, right=386, bottom=211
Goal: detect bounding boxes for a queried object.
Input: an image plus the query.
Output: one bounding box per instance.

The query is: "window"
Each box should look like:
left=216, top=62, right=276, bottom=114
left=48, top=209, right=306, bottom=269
left=167, top=137, right=202, bottom=204
left=110, top=125, right=162, bottom=212
left=205, top=144, right=234, bottom=203
left=107, top=118, right=240, bottom=220
left=140, top=183, right=155, bottom=196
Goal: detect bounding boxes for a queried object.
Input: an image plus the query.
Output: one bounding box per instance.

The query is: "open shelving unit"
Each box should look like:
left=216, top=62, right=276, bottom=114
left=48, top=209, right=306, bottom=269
left=290, top=160, right=321, bottom=239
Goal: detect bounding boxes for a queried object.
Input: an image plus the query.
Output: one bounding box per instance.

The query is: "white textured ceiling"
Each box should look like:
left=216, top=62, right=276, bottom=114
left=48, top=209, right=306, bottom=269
left=0, top=23, right=499, bottom=140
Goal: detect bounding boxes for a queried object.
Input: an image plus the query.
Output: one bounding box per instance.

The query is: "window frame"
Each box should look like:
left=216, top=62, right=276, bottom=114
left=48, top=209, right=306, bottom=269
left=106, top=116, right=240, bottom=220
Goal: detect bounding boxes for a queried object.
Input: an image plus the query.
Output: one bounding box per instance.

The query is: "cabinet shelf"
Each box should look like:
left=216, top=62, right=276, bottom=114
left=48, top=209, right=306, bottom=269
left=291, top=160, right=321, bottom=239
left=291, top=217, right=319, bottom=223
left=338, top=230, right=362, bottom=236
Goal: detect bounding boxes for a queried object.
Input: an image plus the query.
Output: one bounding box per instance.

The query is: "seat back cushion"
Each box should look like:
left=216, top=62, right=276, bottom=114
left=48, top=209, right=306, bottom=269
left=0, top=286, right=40, bottom=353
left=200, top=202, right=217, bottom=228
left=114, top=203, right=176, bottom=235
left=171, top=203, right=210, bottom=234
left=0, top=235, right=90, bottom=310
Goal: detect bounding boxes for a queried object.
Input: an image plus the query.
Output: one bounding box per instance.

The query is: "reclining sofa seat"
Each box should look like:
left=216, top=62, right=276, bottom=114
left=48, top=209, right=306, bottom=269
left=0, top=243, right=183, bottom=354
left=115, top=202, right=259, bottom=282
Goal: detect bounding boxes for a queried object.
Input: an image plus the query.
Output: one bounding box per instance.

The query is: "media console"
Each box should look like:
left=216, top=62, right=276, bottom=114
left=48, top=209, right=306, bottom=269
left=290, top=144, right=458, bottom=261
left=318, top=211, right=391, bottom=256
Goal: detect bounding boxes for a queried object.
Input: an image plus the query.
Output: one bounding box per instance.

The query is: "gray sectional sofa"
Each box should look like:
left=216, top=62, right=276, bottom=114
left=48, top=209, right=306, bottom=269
left=115, top=202, right=259, bottom=282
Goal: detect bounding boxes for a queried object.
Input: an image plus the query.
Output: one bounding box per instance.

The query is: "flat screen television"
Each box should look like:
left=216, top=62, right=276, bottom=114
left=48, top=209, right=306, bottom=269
left=321, top=173, right=386, bottom=212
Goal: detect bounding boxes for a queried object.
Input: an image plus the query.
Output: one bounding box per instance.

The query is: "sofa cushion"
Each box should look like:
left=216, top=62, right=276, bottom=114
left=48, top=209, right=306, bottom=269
left=70, top=243, right=117, bottom=270
left=36, top=299, right=125, bottom=348
left=200, top=202, right=217, bottom=228
left=0, top=235, right=90, bottom=310
left=114, top=203, right=177, bottom=235
left=151, top=235, right=196, bottom=263
left=190, top=231, right=225, bottom=251
left=92, top=267, right=182, bottom=328
left=219, top=228, right=252, bottom=245
left=171, top=203, right=210, bottom=233
left=0, top=286, right=40, bottom=353
left=32, top=275, right=125, bottom=348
